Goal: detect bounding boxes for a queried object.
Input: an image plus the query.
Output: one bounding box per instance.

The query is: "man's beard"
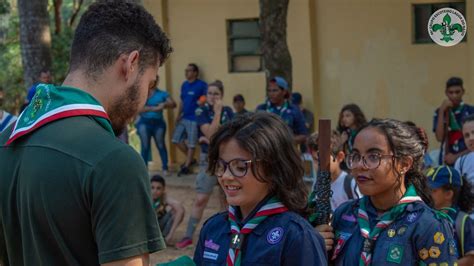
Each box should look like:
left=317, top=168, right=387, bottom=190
left=108, top=79, right=141, bottom=136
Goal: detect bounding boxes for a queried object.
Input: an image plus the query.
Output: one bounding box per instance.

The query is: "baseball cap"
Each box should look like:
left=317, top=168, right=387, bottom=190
left=426, top=165, right=463, bottom=189
left=270, top=76, right=289, bottom=90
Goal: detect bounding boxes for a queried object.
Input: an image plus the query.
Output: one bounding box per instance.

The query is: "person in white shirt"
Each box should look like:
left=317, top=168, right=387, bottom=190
left=308, top=130, right=361, bottom=211
left=455, top=114, right=474, bottom=186
left=0, top=110, right=17, bottom=132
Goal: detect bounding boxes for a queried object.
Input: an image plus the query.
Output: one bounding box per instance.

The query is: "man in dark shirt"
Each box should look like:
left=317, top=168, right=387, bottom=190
left=0, top=1, right=172, bottom=265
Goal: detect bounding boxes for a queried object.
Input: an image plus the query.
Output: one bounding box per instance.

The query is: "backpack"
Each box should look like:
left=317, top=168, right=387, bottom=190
left=343, top=174, right=358, bottom=200
left=455, top=211, right=469, bottom=256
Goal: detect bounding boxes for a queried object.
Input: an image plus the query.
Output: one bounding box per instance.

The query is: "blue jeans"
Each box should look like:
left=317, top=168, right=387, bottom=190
left=136, top=117, right=168, bottom=171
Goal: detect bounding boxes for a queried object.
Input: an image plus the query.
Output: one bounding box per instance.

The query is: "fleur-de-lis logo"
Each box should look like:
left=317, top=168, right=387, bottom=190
left=432, top=14, right=463, bottom=43
left=30, top=88, right=43, bottom=118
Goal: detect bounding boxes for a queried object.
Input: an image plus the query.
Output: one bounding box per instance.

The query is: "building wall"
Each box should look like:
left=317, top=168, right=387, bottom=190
left=312, top=0, right=472, bottom=151
left=144, top=0, right=472, bottom=170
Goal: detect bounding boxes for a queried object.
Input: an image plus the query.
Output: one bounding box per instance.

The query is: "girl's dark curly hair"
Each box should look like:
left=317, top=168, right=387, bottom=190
left=207, top=112, right=308, bottom=216
left=358, top=119, right=433, bottom=205
left=337, top=103, right=367, bottom=133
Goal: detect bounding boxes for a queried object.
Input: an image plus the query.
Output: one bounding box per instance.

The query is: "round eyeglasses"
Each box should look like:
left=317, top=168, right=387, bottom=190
left=214, top=159, right=253, bottom=178
left=345, top=153, right=396, bottom=170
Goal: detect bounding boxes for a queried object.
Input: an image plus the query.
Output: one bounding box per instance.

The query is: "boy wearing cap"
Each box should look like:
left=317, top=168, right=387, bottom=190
left=427, top=166, right=474, bottom=265
left=256, top=76, right=308, bottom=144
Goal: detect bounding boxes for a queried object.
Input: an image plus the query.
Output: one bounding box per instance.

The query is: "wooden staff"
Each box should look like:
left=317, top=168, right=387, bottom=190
left=308, top=119, right=332, bottom=226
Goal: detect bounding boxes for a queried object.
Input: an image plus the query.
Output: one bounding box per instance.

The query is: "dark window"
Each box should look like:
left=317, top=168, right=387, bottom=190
left=227, top=19, right=262, bottom=72
left=413, top=2, right=466, bottom=44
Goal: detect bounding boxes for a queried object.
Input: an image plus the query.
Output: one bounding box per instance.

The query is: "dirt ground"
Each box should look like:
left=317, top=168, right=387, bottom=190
left=150, top=178, right=223, bottom=265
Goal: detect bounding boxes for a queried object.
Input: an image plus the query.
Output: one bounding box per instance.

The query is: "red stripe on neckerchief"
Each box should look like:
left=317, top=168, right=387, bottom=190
left=226, top=197, right=288, bottom=266
left=357, top=185, right=422, bottom=266
left=6, top=84, right=113, bottom=145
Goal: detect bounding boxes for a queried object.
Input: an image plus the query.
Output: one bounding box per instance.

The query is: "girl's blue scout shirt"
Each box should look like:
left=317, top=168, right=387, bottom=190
left=332, top=199, right=458, bottom=266
left=193, top=207, right=327, bottom=265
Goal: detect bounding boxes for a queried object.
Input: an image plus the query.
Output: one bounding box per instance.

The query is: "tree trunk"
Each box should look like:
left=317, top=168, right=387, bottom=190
left=53, top=0, right=62, bottom=35
left=18, top=0, right=52, bottom=88
left=259, top=0, right=292, bottom=90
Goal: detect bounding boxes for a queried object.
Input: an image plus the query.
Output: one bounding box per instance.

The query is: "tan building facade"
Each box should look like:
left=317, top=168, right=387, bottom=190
left=143, top=0, right=473, bottom=170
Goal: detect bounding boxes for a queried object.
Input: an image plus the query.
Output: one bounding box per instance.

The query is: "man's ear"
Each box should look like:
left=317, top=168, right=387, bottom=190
left=122, top=50, right=140, bottom=82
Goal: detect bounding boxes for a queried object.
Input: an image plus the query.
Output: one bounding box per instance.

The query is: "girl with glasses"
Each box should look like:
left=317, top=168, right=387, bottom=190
left=326, top=119, right=458, bottom=265
left=193, top=112, right=327, bottom=265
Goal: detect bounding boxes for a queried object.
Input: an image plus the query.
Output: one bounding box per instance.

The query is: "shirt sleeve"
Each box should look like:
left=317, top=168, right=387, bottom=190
left=224, top=107, right=234, bottom=121
left=193, top=226, right=206, bottom=265
left=196, top=107, right=211, bottom=127
left=463, top=216, right=474, bottom=256
left=282, top=224, right=328, bottom=265
left=256, top=104, right=266, bottom=112
left=414, top=215, right=458, bottom=264
left=87, top=146, right=165, bottom=264
left=293, top=108, right=309, bottom=136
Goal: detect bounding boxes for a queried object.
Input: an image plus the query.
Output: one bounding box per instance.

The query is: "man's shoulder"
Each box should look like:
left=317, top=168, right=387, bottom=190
left=256, top=103, right=266, bottom=111
left=23, top=116, right=129, bottom=165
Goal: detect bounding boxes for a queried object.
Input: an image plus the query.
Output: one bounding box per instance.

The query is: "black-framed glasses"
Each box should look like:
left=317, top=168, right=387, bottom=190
left=214, top=159, right=253, bottom=178
left=345, top=153, right=396, bottom=170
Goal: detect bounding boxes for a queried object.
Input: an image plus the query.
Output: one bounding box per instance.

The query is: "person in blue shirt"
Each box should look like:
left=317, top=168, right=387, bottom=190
left=176, top=80, right=233, bottom=250
left=323, top=118, right=457, bottom=266
left=172, top=63, right=207, bottom=176
left=433, top=77, right=474, bottom=165
left=193, top=112, right=327, bottom=265
left=256, top=76, right=308, bottom=145
left=427, top=165, right=474, bottom=266
left=136, top=76, right=176, bottom=175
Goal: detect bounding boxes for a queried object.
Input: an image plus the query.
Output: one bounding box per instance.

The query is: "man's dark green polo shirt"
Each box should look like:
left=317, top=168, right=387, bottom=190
left=0, top=116, right=165, bottom=265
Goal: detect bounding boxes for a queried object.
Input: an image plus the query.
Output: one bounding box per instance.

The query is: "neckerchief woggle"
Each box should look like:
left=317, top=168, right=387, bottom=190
left=226, top=196, right=288, bottom=266
left=357, top=185, right=422, bottom=266
left=6, top=84, right=113, bottom=145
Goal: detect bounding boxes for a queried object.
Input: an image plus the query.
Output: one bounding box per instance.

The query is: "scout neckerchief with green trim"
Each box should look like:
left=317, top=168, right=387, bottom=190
left=226, top=197, right=288, bottom=266
left=357, top=185, right=422, bottom=266
left=447, top=102, right=465, bottom=151
left=265, top=100, right=289, bottom=117
left=6, top=84, right=113, bottom=145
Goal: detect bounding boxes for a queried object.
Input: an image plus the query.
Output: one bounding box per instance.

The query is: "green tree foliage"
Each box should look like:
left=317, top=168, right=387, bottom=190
left=0, top=0, right=91, bottom=114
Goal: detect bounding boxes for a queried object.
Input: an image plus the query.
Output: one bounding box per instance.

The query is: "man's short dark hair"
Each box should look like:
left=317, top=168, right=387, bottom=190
left=446, top=77, right=463, bottom=89
left=233, top=94, right=245, bottom=103
left=69, top=1, right=172, bottom=78
left=188, top=63, right=199, bottom=75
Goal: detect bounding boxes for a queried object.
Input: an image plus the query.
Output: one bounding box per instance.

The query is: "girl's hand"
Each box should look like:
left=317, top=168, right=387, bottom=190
left=315, top=224, right=334, bottom=251
left=214, top=99, right=223, bottom=113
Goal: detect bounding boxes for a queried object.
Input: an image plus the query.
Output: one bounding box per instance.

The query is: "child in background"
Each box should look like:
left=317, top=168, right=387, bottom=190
left=337, top=103, right=367, bottom=154
left=455, top=114, right=474, bottom=186
left=151, top=175, right=185, bottom=244
left=307, top=130, right=361, bottom=211
left=427, top=166, right=474, bottom=266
